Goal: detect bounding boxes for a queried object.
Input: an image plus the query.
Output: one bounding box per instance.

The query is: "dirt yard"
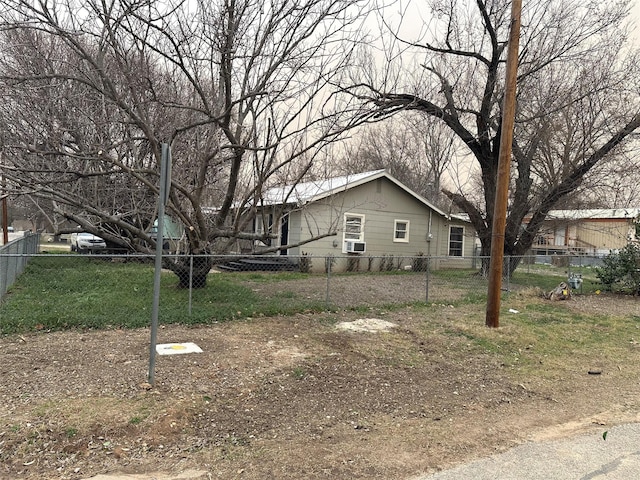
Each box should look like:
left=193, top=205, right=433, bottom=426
left=1, top=293, right=639, bottom=480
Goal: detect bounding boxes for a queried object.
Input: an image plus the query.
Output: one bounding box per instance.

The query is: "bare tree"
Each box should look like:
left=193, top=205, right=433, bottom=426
left=355, top=0, right=640, bottom=272
left=0, top=0, right=369, bottom=285
left=335, top=113, right=458, bottom=208
left=587, top=151, right=640, bottom=208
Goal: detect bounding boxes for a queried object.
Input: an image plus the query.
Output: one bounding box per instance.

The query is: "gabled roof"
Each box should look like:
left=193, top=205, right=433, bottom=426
left=545, top=208, right=640, bottom=221
left=260, top=170, right=385, bottom=205
left=259, top=169, right=452, bottom=219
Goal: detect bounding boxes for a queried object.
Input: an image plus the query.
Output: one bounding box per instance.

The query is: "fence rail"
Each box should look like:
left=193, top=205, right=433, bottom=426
left=0, top=233, right=40, bottom=299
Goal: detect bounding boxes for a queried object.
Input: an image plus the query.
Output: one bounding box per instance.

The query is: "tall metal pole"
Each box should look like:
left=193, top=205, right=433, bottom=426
left=1, top=177, right=8, bottom=245
left=148, top=143, right=171, bottom=385
left=485, top=0, right=523, bottom=328
left=1, top=146, right=8, bottom=245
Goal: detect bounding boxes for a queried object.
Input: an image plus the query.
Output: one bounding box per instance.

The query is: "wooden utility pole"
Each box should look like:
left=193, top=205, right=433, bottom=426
left=485, top=0, right=523, bottom=328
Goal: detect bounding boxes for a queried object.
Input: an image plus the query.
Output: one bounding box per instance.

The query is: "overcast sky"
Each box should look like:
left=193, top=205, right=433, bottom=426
left=632, top=1, right=640, bottom=43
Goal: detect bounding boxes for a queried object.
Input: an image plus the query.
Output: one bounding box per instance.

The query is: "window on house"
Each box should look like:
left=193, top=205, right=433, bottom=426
left=254, top=213, right=273, bottom=246
left=394, top=220, right=409, bottom=242
left=254, top=214, right=273, bottom=234
left=449, top=226, right=464, bottom=256
left=343, top=214, right=364, bottom=242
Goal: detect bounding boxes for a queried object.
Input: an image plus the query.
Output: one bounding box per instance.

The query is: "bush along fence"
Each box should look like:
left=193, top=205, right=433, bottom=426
left=0, top=232, right=40, bottom=300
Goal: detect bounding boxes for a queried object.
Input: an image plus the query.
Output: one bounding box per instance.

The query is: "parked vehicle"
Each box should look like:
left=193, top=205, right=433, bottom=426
left=70, top=232, right=107, bottom=253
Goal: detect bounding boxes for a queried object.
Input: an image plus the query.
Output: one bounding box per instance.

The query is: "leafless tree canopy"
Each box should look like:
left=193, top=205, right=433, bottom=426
left=333, top=114, right=459, bottom=209
left=356, top=0, right=640, bottom=266
left=0, top=0, right=369, bottom=265
left=3, top=0, right=640, bottom=279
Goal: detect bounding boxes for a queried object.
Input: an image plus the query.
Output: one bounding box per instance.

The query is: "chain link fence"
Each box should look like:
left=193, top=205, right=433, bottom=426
left=168, top=252, right=604, bottom=304
left=0, top=249, right=609, bottom=332
left=0, top=232, right=40, bottom=299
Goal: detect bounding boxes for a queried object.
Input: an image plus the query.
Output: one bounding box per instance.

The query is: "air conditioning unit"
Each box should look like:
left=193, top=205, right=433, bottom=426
left=344, top=241, right=366, bottom=254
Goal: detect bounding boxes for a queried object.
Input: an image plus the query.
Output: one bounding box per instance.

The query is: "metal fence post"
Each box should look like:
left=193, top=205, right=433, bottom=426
left=188, top=254, right=193, bottom=316
left=506, top=256, right=510, bottom=293
left=425, top=257, right=431, bottom=303
left=325, top=256, right=331, bottom=307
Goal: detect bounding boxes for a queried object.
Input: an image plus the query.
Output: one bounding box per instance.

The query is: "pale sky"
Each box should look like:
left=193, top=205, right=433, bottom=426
left=632, top=1, right=640, bottom=44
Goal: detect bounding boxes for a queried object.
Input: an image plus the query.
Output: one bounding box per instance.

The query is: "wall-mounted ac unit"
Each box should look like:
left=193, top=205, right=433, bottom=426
left=344, top=241, right=366, bottom=254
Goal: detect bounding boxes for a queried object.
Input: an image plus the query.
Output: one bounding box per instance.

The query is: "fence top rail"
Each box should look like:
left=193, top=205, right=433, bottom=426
left=0, top=251, right=603, bottom=265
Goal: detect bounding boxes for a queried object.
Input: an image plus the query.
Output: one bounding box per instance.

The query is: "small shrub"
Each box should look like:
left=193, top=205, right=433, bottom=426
left=367, top=256, right=374, bottom=272
left=346, top=256, right=361, bottom=272
left=379, top=254, right=388, bottom=272
left=378, top=254, right=396, bottom=271
left=386, top=255, right=395, bottom=271
left=299, top=252, right=312, bottom=273
left=129, top=416, right=143, bottom=425
left=291, top=367, right=306, bottom=379
left=596, top=244, right=640, bottom=294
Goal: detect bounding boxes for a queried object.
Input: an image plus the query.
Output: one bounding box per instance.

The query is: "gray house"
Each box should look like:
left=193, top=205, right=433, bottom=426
left=247, top=170, right=475, bottom=272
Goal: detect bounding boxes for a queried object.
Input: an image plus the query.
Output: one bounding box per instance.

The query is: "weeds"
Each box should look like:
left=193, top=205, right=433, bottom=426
left=0, top=257, right=325, bottom=333
left=291, top=367, right=307, bottom=379
left=0, top=255, right=625, bottom=335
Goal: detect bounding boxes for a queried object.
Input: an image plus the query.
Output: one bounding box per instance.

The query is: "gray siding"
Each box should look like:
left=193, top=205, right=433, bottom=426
left=286, top=177, right=475, bottom=266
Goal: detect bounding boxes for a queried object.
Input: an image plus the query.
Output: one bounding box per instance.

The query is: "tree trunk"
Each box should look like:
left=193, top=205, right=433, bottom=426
left=163, top=255, right=214, bottom=289
left=477, top=234, right=525, bottom=279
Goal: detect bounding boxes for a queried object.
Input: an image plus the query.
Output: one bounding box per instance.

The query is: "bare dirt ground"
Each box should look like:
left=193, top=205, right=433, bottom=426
left=1, top=290, right=639, bottom=480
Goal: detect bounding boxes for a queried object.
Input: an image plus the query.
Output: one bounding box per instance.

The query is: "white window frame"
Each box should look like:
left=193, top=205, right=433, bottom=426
left=393, top=219, right=410, bottom=243
left=254, top=213, right=274, bottom=246
left=343, top=213, right=365, bottom=242
left=254, top=213, right=273, bottom=234
left=448, top=225, right=464, bottom=257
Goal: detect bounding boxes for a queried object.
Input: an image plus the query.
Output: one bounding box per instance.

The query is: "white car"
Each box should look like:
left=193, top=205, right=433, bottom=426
left=70, top=232, right=107, bottom=253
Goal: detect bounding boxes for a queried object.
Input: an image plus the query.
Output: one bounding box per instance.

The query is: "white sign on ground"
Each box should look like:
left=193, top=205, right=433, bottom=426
left=156, top=342, right=203, bottom=355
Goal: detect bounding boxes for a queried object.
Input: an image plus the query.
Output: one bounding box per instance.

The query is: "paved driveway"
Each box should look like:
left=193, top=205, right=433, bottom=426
left=414, top=423, right=640, bottom=480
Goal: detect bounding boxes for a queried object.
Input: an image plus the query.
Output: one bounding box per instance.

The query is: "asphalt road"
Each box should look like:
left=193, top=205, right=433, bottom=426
left=1, top=231, right=20, bottom=245
left=415, top=422, right=640, bottom=480
left=0, top=231, right=38, bottom=245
